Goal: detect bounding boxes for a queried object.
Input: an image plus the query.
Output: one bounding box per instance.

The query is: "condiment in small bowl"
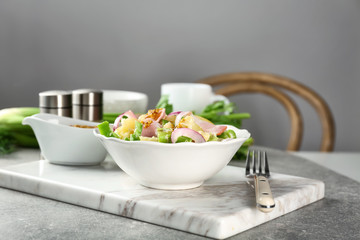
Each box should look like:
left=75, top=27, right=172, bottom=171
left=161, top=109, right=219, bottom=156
left=23, top=113, right=107, bottom=165
left=94, top=125, right=250, bottom=190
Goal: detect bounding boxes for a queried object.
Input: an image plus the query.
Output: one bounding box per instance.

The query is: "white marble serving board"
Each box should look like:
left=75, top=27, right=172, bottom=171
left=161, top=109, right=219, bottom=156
left=0, top=158, right=324, bottom=239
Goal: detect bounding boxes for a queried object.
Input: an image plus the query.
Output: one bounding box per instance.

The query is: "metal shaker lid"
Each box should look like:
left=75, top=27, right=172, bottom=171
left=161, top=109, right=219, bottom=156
left=39, top=90, right=72, bottom=108
left=72, top=89, right=103, bottom=106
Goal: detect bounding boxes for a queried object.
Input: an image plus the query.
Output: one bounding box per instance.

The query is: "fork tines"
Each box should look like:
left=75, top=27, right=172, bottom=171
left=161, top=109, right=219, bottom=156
left=245, top=150, right=271, bottom=177
left=245, top=151, right=251, bottom=176
left=264, top=151, right=270, bottom=177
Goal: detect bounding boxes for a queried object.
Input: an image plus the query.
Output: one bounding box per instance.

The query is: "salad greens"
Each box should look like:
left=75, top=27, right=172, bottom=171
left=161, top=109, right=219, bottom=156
left=98, top=121, right=118, bottom=138
left=155, top=95, right=173, bottom=114
left=98, top=108, right=236, bottom=144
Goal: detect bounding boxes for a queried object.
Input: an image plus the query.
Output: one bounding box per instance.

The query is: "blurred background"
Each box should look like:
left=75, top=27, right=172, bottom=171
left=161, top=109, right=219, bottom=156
left=0, top=0, right=359, bottom=151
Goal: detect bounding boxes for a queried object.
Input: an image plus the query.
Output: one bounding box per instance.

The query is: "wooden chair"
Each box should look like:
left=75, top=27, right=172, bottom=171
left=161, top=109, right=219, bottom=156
left=198, top=72, right=335, bottom=151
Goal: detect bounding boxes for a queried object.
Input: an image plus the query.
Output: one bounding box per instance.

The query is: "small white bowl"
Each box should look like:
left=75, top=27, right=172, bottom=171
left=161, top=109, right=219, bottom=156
left=103, top=90, right=148, bottom=114
left=94, top=125, right=250, bottom=190
left=23, top=113, right=107, bottom=165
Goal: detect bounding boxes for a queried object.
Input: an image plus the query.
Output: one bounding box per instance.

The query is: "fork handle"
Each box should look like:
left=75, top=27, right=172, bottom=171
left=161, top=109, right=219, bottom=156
left=254, top=175, right=275, bottom=213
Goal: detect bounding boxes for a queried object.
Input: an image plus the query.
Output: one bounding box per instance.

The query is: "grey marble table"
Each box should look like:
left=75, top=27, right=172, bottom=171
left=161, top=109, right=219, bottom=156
left=0, top=147, right=359, bottom=240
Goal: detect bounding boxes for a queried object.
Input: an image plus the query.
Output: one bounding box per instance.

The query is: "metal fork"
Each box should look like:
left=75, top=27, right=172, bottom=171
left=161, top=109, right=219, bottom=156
left=245, top=150, right=275, bottom=212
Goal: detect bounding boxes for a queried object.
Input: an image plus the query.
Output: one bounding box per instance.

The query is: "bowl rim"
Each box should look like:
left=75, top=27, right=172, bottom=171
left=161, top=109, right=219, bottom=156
left=93, top=125, right=250, bottom=147
left=23, top=113, right=99, bottom=131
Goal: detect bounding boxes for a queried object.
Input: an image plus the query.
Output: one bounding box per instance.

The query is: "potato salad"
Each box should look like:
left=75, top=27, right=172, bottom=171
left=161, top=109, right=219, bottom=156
left=98, top=108, right=237, bottom=143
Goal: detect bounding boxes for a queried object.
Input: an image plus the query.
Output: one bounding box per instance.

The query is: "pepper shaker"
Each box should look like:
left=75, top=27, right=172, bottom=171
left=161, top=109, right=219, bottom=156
left=39, top=90, right=72, bottom=117
left=72, top=89, right=103, bottom=122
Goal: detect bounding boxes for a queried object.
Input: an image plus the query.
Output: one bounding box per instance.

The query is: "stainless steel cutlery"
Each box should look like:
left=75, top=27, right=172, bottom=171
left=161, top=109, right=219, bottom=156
left=245, top=150, right=275, bottom=213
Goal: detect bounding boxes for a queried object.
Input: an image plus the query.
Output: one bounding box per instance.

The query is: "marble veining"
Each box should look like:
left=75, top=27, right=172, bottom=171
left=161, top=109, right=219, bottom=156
left=0, top=159, right=324, bottom=239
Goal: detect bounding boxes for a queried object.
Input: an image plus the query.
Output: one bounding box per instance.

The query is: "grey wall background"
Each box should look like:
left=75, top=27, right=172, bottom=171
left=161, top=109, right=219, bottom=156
left=0, top=1, right=359, bottom=151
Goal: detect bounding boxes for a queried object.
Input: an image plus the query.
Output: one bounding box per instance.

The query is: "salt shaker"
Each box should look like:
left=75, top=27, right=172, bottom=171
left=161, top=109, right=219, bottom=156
left=39, top=90, right=72, bottom=117
left=72, top=89, right=103, bottom=122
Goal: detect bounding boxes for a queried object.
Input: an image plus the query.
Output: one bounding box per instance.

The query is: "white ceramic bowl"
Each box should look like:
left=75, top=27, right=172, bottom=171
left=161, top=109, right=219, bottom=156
left=102, top=90, right=148, bottom=114
left=94, top=125, right=250, bottom=190
left=23, top=113, right=107, bottom=165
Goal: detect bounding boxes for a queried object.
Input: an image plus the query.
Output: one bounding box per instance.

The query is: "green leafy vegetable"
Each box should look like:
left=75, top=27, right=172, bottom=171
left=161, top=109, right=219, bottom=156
left=98, top=121, right=119, bottom=138
left=130, top=121, right=142, bottom=141
left=155, top=95, right=173, bottom=114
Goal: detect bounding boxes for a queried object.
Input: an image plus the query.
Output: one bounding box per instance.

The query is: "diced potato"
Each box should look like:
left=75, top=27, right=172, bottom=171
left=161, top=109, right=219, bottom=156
left=198, top=130, right=211, bottom=141
left=178, top=116, right=202, bottom=132
left=115, top=118, right=137, bottom=139
left=163, top=122, right=174, bottom=129
left=164, top=115, right=176, bottom=124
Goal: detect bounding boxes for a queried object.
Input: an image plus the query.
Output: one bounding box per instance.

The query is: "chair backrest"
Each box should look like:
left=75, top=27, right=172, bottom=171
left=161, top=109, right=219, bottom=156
left=198, top=72, right=335, bottom=152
